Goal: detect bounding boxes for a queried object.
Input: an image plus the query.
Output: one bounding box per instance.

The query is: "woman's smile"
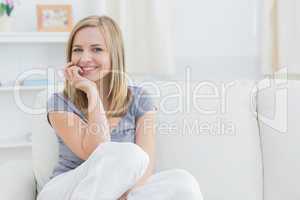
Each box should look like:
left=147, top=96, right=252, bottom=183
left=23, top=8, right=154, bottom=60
left=80, top=66, right=98, bottom=75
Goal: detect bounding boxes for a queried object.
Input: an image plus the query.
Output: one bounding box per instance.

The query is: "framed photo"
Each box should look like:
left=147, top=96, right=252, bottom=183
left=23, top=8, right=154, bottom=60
left=36, top=4, right=73, bottom=32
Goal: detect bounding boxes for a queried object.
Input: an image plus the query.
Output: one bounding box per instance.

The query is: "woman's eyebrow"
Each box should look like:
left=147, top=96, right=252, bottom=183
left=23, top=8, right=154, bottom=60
left=91, top=44, right=104, bottom=47
left=72, top=44, right=104, bottom=48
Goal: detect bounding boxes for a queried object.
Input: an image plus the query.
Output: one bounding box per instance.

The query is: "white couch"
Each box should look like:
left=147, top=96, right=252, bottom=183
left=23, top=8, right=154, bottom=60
left=1, top=79, right=299, bottom=200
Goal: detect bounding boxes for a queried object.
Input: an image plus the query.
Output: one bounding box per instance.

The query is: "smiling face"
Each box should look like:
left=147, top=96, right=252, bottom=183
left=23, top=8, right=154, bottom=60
left=71, top=26, right=111, bottom=82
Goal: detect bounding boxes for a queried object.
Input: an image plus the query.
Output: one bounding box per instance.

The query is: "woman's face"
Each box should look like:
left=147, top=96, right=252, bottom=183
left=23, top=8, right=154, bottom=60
left=71, top=27, right=111, bottom=82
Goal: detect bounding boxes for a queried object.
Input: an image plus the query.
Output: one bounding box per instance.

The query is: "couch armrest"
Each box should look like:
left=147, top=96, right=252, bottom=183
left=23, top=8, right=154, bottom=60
left=0, top=160, right=36, bottom=200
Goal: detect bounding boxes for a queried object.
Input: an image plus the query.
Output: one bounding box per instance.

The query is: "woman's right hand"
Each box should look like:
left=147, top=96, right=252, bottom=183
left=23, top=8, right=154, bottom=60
left=64, top=62, right=97, bottom=94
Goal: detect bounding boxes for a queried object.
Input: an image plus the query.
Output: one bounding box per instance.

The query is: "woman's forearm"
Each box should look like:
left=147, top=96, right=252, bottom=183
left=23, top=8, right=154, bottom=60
left=82, top=87, right=110, bottom=158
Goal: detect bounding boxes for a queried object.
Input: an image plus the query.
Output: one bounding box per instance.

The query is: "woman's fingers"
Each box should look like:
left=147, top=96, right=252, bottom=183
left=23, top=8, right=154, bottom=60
left=63, top=62, right=96, bottom=93
left=64, top=62, right=74, bottom=81
left=64, top=65, right=85, bottom=88
left=66, top=62, right=74, bottom=68
left=71, top=65, right=83, bottom=80
left=65, top=67, right=73, bottom=82
left=64, top=68, right=70, bottom=81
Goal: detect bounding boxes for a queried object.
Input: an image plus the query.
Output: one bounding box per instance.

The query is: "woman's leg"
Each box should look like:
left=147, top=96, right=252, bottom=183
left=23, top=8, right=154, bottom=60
left=127, top=169, right=203, bottom=200
left=37, top=142, right=149, bottom=200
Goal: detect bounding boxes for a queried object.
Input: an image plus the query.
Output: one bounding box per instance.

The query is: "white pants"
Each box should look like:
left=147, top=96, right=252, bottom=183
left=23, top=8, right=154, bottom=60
left=37, top=142, right=203, bottom=200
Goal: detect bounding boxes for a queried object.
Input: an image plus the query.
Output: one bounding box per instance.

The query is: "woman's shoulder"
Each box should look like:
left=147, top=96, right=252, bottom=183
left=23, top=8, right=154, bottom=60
left=128, top=85, right=157, bottom=118
left=47, top=92, right=83, bottom=117
left=47, top=92, right=65, bottom=106
left=47, top=92, right=71, bottom=108
left=128, top=85, right=152, bottom=103
left=128, top=84, right=155, bottom=97
left=128, top=85, right=144, bottom=96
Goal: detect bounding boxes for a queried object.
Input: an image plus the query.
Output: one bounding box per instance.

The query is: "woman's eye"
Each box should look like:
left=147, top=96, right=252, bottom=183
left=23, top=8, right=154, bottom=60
left=72, top=48, right=82, bottom=52
left=93, top=48, right=103, bottom=52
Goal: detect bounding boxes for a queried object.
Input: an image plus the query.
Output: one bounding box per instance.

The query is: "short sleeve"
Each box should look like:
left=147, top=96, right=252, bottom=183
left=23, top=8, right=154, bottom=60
left=47, top=93, right=71, bottom=113
left=135, top=88, right=157, bottom=118
left=46, top=93, right=83, bottom=127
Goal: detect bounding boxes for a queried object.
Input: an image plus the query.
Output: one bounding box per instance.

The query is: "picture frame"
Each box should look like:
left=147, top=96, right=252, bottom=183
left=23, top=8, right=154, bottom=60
left=36, top=4, right=73, bottom=32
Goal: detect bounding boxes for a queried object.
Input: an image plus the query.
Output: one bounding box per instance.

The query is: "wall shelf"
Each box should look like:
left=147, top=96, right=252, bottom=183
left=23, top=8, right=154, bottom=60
left=0, top=32, right=69, bottom=43
left=0, top=84, right=64, bottom=92
left=0, top=30, right=66, bottom=152
left=0, top=85, right=47, bottom=92
left=0, top=142, right=32, bottom=148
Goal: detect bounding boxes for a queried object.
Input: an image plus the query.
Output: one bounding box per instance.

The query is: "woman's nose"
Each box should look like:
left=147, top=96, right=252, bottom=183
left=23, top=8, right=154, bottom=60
left=80, top=52, right=93, bottom=64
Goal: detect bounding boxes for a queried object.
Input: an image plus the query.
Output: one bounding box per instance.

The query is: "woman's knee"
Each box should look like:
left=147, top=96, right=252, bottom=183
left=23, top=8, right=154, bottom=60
left=93, top=142, right=149, bottom=171
left=171, top=169, right=203, bottom=200
left=118, top=143, right=149, bottom=169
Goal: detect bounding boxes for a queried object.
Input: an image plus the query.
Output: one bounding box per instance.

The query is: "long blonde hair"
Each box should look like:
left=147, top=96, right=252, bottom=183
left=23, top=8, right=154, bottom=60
left=63, top=15, right=131, bottom=118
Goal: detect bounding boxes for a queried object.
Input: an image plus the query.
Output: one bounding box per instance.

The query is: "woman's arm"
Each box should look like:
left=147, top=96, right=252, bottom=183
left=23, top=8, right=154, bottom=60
left=131, top=111, right=157, bottom=190
left=81, top=86, right=111, bottom=157
left=48, top=87, right=110, bottom=160
left=48, top=64, right=110, bottom=160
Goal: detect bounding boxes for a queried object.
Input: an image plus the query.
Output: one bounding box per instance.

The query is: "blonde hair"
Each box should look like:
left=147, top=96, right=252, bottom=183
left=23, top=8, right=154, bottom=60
left=63, top=15, right=131, bottom=118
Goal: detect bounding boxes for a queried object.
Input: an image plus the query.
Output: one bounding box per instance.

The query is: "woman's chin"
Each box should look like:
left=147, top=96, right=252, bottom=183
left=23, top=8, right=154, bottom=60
left=84, top=75, right=106, bottom=82
left=82, top=71, right=111, bottom=82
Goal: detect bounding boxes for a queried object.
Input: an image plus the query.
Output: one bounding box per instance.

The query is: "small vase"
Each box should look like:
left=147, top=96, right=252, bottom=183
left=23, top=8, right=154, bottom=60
left=0, top=15, right=12, bottom=32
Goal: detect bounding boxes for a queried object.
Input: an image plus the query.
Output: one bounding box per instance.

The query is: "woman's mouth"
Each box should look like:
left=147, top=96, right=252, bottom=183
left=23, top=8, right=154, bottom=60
left=80, top=66, right=97, bottom=75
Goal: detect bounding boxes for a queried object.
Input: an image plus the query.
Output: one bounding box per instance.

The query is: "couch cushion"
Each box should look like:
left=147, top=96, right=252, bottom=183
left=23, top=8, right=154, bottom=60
left=0, top=160, right=36, bottom=200
left=32, top=90, right=59, bottom=193
left=142, top=80, right=263, bottom=200
left=257, top=78, right=300, bottom=200
left=32, top=81, right=263, bottom=200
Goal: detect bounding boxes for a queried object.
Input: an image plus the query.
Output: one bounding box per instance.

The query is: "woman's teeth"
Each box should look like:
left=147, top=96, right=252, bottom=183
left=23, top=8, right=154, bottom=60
left=82, top=67, right=96, bottom=72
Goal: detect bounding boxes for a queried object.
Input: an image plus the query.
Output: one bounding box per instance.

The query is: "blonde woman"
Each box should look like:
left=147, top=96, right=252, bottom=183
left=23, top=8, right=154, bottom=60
left=38, top=16, right=203, bottom=200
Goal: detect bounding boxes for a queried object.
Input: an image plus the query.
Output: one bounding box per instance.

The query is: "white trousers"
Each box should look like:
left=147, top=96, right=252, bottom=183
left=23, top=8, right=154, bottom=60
left=37, top=142, right=203, bottom=200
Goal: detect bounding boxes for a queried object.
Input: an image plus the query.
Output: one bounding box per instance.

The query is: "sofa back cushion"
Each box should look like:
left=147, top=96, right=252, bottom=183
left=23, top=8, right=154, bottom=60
left=257, top=79, right=300, bottom=200
left=146, top=80, right=262, bottom=200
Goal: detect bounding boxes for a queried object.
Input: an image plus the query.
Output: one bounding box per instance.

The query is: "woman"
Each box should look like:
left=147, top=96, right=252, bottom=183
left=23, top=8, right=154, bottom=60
left=38, top=15, right=203, bottom=200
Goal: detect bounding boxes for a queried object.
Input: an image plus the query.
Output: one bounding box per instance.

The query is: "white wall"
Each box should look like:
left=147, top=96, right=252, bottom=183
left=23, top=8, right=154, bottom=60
left=7, top=0, right=263, bottom=82
left=171, top=0, right=262, bottom=81
left=12, top=0, right=95, bottom=31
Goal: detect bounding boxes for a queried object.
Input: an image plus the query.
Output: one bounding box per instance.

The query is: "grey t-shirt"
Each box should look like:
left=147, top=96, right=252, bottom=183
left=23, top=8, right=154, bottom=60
left=46, top=85, right=156, bottom=179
